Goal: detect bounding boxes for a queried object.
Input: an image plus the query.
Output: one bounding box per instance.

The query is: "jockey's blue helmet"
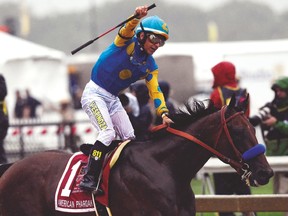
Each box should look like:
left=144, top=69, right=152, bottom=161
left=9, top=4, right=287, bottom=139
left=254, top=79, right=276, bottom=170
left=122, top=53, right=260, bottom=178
left=136, top=16, right=169, bottom=40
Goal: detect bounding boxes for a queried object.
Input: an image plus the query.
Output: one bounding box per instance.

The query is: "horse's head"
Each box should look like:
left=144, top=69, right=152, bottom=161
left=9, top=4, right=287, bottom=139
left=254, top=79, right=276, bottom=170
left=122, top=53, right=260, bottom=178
left=215, top=94, right=274, bottom=186
left=160, top=96, right=273, bottom=187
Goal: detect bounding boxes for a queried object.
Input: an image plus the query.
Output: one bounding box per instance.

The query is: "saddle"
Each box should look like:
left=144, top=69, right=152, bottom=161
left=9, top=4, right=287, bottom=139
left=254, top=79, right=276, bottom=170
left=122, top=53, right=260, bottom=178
left=55, top=140, right=131, bottom=215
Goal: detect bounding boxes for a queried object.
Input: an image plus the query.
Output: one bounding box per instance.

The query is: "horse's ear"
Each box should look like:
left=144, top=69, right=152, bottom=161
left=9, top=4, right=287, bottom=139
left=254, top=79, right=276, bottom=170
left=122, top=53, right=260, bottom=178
left=228, top=93, right=236, bottom=109
left=238, top=93, right=249, bottom=113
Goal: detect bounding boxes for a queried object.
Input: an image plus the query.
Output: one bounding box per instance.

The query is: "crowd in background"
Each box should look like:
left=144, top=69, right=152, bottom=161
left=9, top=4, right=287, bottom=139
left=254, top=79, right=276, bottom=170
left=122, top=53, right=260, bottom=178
left=119, top=80, right=177, bottom=141
left=14, top=89, right=42, bottom=119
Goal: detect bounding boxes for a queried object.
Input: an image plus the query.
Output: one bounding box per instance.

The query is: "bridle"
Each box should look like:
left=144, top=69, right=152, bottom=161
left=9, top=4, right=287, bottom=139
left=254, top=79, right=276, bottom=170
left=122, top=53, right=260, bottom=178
left=153, top=106, right=254, bottom=185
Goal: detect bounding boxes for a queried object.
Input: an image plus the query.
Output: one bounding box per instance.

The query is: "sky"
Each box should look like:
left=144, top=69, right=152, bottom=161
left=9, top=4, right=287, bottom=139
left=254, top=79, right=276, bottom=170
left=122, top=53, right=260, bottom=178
left=1, top=0, right=288, bottom=17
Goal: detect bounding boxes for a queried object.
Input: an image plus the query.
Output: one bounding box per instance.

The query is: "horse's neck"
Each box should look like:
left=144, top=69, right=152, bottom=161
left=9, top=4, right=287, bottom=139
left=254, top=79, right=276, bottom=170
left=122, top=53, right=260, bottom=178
left=151, top=127, right=213, bottom=182
left=157, top=114, right=221, bottom=181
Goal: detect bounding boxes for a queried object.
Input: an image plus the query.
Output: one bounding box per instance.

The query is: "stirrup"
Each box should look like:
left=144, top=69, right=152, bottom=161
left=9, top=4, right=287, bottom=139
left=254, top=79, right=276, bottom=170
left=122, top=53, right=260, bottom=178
left=79, top=182, right=97, bottom=192
left=79, top=174, right=96, bottom=190
left=93, top=187, right=104, bottom=196
left=79, top=176, right=104, bottom=195
left=79, top=183, right=104, bottom=195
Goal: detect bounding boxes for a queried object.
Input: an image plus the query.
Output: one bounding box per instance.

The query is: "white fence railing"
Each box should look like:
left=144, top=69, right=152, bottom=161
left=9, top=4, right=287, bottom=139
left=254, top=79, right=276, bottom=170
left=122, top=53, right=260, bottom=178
left=196, top=156, right=288, bottom=213
left=195, top=194, right=288, bottom=212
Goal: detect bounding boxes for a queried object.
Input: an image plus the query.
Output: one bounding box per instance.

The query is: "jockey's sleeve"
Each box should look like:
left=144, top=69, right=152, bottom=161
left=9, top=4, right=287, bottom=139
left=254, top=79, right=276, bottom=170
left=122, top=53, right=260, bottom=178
left=145, top=69, right=169, bottom=116
left=114, top=15, right=140, bottom=47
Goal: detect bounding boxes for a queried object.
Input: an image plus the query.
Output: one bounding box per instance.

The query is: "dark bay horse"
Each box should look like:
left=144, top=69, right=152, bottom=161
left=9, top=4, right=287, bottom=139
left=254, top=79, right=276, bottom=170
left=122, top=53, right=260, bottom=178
left=0, top=96, right=273, bottom=216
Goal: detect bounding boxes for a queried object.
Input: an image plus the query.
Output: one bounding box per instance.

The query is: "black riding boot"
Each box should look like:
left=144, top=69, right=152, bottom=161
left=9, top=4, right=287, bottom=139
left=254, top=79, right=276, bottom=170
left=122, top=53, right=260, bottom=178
left=79, top=141, right=109, bottom=193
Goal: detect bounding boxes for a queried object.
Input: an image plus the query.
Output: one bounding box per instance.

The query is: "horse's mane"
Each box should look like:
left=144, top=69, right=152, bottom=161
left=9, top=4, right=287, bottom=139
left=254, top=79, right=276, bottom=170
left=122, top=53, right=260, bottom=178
left=170, top=98, right=218, bottom=127
left=147, top=98, right=218, bottom=140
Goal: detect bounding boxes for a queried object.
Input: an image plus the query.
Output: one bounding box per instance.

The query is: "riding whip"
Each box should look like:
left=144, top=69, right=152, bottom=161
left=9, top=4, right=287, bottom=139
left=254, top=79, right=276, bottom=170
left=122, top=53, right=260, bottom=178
left=71, top=3, right=156, bottom=55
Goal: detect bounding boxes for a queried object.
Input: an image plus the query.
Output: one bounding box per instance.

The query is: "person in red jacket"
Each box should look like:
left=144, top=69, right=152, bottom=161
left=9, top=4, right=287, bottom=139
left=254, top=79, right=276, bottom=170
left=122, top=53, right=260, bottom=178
left=210, top=61, right=254, bottom=216
left=210, top=61, right=250, bottom=116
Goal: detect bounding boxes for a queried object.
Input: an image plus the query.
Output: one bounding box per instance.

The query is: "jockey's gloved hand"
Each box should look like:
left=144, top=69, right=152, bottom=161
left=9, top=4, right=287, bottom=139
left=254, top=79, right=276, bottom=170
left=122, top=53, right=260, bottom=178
left=162, top=113, right=174, bottom=126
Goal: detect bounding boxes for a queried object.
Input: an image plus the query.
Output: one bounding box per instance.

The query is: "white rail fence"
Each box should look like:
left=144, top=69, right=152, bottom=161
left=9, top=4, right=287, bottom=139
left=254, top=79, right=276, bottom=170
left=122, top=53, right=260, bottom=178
left=195, top=194, right=288, bottom=212
left=196, top=156, right=288, bottom=213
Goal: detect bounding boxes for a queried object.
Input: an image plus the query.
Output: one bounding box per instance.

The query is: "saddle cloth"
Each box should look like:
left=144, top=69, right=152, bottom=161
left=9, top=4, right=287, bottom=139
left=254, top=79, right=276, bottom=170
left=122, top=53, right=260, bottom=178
left=55, top=140, right=130, bottom=213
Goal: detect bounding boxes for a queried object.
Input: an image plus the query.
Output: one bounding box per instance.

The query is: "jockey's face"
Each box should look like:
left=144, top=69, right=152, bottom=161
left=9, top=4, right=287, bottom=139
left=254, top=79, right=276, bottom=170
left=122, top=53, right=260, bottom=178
left=139, top=32, right=164, bottom=55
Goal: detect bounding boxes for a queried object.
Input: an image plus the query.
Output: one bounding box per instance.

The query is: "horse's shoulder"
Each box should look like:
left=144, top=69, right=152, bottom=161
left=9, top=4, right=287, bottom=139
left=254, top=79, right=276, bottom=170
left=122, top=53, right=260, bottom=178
left=120, top=141, right=156, bottom=166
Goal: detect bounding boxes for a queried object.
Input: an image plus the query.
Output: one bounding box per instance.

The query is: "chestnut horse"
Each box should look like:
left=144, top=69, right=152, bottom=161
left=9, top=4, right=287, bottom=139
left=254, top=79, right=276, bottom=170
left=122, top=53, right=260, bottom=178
left=0, top=96, right=273, bottom=216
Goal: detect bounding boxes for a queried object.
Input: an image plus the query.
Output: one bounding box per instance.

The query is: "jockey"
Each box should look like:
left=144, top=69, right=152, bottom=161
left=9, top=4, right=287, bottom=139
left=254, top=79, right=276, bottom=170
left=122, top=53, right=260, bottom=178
left=79, top=5, right=174, bottom=193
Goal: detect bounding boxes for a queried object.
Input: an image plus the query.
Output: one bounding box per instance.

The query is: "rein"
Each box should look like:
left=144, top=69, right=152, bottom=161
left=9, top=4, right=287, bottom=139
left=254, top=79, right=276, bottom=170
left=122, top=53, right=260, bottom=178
left=153, top=106, right=251, bottom=183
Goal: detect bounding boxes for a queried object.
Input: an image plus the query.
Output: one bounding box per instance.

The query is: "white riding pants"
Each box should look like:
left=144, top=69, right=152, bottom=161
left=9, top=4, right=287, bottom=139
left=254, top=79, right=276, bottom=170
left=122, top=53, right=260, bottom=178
left=81, top=80, right=135, bottom=146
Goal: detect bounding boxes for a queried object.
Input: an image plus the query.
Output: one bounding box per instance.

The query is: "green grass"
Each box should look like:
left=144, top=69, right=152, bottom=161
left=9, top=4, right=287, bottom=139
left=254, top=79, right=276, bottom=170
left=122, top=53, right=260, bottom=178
left=191, top=176, right=285, bottom=216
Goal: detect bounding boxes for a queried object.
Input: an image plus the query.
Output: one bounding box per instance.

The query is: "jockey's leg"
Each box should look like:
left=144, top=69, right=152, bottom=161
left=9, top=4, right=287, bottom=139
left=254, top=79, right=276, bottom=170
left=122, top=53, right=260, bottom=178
left=80, top=94, right=116, bottom=193
left=79, top=109, right=135, bottom=192
left=80, top=85, right=134, bottom=192
left=111, top=109, right=135, bottom=141
left=79, top=140, right=109, bottom=192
